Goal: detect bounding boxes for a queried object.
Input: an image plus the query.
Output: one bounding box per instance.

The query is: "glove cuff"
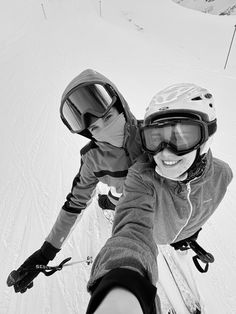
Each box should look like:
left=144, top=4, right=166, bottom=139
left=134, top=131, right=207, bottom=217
left=40, top=241, right=60, bottom=261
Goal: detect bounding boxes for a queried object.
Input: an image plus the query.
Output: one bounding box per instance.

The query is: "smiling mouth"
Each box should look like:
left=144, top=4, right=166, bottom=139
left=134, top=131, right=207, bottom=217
left=162, top=160, right=181, bottom=167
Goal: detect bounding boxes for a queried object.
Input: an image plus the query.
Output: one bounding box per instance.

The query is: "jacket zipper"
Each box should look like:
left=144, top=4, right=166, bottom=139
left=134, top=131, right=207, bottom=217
left=172, top=181, right=193, bottom=242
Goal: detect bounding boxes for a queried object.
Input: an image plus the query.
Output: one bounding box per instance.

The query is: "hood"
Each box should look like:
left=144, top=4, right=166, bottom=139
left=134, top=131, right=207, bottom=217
left=61, top=69, right=137, bottom=139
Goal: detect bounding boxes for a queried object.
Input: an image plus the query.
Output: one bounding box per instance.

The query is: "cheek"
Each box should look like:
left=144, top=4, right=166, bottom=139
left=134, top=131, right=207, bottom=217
left=153, top=154, right=161, bottom=166
left=106, top=115, right=117, bottom=126
left=188, top=150, right=197, bottom=162
left=185, top=159, right=194, bottom=168
left=183, top=150, right=197, bottom=169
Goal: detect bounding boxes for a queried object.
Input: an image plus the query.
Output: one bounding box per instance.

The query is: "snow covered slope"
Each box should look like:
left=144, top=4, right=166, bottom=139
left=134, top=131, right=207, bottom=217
left=1, top=0, right=236, bottom=313
left=172, top=0, right=236, bottom=15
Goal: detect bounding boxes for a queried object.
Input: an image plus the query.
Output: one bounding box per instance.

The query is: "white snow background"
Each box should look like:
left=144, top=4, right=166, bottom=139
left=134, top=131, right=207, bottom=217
left=1, top=0, right=236, bottom=313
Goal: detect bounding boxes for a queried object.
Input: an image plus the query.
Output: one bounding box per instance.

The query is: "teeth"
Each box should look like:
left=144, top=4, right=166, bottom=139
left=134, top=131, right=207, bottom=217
left=163, top=160, right=179, bottom=166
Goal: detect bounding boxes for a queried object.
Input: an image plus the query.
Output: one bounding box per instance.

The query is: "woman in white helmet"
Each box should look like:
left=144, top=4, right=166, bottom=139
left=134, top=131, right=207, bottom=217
left=86, top=83, right=233, bottom=314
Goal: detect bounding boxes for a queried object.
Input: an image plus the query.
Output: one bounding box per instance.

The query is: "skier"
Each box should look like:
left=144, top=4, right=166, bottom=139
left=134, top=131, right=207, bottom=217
left=86, top=83, right=233, bottom=314
left=6, top=69, right=143, bottom=293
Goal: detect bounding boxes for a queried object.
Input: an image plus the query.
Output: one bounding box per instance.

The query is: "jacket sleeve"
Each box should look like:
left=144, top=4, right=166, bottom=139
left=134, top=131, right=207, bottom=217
left=86, top=269, right=159, bottom=314
left=46, top=156, right=99, bottom=249
left=87, top=165, right=159, bottom=291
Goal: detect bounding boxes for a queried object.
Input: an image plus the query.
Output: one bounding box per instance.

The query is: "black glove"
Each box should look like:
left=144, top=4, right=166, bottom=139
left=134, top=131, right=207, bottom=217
left=7, top=241, right=60, bottom=293
left=98, top=194, right=116, bottom=211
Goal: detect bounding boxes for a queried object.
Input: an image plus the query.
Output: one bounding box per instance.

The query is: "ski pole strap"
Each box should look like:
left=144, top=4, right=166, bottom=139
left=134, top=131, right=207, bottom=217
left=170, top=228, right=202, bottom=251
left=170, top=229, right=215, bottom=273
left=36, top=257, right=72, bottom=276
left=189, top=240, right=215, bottom=273
left=35, top=256, right=93, bottom=277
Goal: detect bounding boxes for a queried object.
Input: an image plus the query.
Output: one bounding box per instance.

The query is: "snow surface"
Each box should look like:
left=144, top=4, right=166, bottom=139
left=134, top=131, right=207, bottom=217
left=1, top=0, right=236, bottom=313
left=172, top=0, right=236, bottom=16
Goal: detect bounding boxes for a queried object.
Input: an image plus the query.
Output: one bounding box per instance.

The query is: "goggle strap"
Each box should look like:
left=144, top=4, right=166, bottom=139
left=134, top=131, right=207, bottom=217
left=207, top=119, right=217, bottom=137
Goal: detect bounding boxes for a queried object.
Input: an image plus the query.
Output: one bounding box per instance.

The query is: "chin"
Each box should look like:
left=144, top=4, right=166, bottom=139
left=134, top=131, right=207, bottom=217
left=167, top=172, right=181, bottom=178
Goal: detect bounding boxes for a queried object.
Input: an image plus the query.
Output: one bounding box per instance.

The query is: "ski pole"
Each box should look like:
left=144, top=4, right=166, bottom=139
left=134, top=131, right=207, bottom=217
left=35, top=256, right=93, bottom=277
left=224, top=25, right=236, bottom=70
left=7, top=256, right=93, bottom=286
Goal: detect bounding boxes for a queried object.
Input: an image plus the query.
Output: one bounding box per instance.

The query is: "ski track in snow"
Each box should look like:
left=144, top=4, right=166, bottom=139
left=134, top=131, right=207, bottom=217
left=1, top=0, right=236, bottom=313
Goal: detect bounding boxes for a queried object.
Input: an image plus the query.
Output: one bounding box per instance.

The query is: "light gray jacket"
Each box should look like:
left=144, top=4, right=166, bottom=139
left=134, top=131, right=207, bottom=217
left=87, top=150, right=233, bottom=289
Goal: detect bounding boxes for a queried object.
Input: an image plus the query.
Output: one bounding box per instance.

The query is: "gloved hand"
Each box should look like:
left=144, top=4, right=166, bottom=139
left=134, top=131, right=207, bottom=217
left=7, top=241, right=60, bottom=293
left=98, top=194, right=116, bottom=211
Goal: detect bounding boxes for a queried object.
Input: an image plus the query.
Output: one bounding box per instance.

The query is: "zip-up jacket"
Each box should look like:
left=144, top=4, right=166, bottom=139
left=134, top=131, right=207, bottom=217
left=87, top=150, right=233, bottom=299
left=46, top=69, right=143, bottom=248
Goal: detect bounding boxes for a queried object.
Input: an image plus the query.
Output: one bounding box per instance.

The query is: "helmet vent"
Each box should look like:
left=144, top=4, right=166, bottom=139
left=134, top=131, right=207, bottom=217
left=204, top=93, right=212, bottom=99
left=191, top=96, right=202, bottom=101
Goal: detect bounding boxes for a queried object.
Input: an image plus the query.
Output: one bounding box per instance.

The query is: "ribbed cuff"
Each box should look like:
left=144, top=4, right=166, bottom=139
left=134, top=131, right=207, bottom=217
left=86, top=268, right=157, bottom=314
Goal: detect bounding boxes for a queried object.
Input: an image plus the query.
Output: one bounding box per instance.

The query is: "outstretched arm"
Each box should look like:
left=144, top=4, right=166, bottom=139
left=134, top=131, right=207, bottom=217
left=7, top=156, right=98, bottom=294
left=46, top=158, right=98, bottom=249
left=87, top=165, right=160, bottom=313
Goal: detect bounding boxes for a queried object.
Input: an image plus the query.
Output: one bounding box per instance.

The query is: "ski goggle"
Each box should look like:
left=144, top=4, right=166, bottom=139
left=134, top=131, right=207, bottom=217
left=60, top=83, right=118, bottom=133
left=140, top=117, right=217, bottom=156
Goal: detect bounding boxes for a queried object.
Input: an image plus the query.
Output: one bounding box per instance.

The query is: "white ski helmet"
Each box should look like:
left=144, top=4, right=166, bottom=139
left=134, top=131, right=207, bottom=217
left=144, top=83, right=217, bottom=155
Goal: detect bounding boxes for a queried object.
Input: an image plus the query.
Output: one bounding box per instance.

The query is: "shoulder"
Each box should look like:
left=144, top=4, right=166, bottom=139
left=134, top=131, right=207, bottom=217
left=212, top=156, right=233, bottom=184
left=127, top=154, right=157, bottom=184
left=79, top=141, right=101, bottom=172
left=129, top=154, right=153, bottom=171
left=206, top=149, right=233, bottom=184
left=80, top=140, right=98, bottom=156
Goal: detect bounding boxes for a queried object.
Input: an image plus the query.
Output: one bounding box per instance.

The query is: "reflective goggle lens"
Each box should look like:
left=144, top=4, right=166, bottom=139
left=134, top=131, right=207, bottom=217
left=61, top=101, right=83, bottom=132
left=142, top=120, right=203, bottom=155
left=61, top=84, right=115, bottom=132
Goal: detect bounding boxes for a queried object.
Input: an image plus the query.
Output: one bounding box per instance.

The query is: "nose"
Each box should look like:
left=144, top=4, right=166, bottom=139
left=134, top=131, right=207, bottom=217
left=161, top=148, right=177, bottom=157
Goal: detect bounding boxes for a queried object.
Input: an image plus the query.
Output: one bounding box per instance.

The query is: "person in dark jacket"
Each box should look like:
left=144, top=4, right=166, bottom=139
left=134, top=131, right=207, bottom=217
left=6, top=69, right=143, bottom=293
left=86, top=83, right=233, bottom=314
